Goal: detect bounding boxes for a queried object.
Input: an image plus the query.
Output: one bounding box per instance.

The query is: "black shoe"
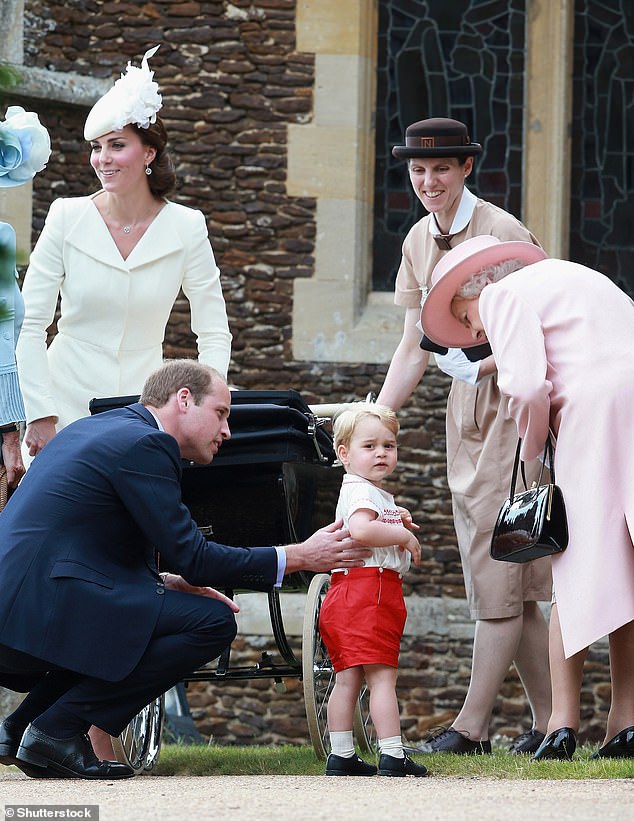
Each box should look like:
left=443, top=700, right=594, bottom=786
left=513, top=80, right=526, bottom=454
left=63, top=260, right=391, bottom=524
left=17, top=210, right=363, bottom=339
left=378, top=753, right=428, bottom=777
left=590, top=726, right=634, bottom=759
left=325, top=753, right=377, bottom=776
left=415, top=727, right=492, bottom=755
left=509, top=728, right=546, bottom=755
left=532, top=727, right=576, bottom=761
left=0, top=719, right=61, bottom=779
left=16, top=724, right=134, bottom=780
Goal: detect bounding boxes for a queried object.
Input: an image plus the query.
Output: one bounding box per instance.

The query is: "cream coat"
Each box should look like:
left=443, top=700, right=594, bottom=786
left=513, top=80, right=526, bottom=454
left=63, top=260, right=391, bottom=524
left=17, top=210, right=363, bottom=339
left=16, top=196, right=232, bottom=429
left=480, top=259, right=634, bottom=657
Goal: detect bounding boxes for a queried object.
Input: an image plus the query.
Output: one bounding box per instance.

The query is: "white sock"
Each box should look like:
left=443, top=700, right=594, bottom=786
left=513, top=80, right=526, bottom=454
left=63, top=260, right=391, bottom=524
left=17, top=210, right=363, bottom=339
left=330, top=730, right=355, bottom=758
left=379, top=735, right=404, bottom=758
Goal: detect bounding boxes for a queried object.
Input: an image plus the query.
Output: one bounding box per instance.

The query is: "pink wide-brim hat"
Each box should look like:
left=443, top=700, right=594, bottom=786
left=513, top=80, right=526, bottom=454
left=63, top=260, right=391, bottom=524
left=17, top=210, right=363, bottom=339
left=421, top=235, right=548, bottom=348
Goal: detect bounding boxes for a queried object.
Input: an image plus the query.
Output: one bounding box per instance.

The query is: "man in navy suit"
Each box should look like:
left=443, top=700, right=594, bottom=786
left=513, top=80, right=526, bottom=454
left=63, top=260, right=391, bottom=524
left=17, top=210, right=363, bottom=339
left=0, top=359, right=369, bottom=779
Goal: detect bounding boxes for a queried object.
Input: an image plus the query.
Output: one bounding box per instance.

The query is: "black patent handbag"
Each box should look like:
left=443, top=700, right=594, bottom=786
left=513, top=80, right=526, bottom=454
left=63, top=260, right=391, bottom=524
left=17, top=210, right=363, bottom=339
left=490, top=436, right=568, bottom=563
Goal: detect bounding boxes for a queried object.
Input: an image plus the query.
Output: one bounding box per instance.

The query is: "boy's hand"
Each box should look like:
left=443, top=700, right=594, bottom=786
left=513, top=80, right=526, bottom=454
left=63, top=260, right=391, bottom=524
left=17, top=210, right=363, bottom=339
left=398, top=506, right=420, bottom=532
left=399, top=531, right=421, bottom=566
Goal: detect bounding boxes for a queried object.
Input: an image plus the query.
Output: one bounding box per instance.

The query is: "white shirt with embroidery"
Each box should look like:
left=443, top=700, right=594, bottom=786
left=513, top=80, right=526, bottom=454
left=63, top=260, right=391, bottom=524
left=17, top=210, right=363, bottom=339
left=335, top=473, right=411, bottom=574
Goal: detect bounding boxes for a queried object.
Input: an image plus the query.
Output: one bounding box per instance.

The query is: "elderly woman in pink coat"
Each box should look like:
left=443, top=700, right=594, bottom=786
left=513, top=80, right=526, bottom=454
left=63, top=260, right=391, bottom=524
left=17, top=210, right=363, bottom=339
left=421, top=235, right=634, bottom=762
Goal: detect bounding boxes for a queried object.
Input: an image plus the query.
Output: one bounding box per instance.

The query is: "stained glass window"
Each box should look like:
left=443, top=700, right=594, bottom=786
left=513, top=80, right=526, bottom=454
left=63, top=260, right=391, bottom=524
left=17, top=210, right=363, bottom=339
left=373, top=0, right=528, bottom=291
left=570, top=0, right=634, bottom=296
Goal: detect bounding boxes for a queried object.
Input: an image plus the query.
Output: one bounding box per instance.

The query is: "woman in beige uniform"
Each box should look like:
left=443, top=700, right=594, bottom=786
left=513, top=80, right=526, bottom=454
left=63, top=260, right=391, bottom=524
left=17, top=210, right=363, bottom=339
left=376, top=118, right=552, bottom=754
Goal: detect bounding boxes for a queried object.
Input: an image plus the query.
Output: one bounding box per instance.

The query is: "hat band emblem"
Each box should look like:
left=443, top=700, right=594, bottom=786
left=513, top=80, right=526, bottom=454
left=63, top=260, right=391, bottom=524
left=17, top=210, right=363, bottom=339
left=405, top=135, right=469, bottom=148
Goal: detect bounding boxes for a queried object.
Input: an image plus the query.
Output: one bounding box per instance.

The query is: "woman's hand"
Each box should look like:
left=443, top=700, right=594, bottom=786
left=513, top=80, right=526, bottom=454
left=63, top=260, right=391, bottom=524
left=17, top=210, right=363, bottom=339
left=1, top=430, right=25, bottom=488
left=24, top=416, right=57, bottom=457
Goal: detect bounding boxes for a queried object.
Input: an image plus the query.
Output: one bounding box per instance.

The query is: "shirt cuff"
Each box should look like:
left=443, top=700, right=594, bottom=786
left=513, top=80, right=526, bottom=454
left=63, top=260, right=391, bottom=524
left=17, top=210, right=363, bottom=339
left=274, top=546, right=286, bottom=587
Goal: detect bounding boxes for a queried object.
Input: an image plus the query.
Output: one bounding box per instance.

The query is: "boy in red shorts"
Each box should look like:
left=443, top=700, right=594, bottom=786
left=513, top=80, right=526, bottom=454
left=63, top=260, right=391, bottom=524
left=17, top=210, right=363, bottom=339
left=320, top=403, right=426, bottom=777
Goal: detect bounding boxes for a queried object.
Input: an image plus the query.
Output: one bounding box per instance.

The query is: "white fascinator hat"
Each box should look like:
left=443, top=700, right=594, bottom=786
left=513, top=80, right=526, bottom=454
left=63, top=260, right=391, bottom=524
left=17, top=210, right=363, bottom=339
left=84, top=45, right=163, bottom=142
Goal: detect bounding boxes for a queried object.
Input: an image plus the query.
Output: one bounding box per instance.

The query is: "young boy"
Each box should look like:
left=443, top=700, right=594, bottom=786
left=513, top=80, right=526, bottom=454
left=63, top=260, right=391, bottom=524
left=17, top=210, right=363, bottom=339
left=320, top=403, right=427, bottom=777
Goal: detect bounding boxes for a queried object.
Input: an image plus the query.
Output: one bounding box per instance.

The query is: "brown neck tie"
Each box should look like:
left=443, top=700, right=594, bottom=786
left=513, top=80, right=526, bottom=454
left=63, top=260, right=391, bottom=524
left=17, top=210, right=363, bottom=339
left=432, top=215, right=453, bottom=250
left=433, top=233, right=454, bottom=250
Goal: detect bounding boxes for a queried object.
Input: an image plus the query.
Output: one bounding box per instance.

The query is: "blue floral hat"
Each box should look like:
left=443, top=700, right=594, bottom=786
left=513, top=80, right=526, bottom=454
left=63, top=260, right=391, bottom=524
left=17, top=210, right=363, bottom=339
left=0, top=105, right=51, bottom=188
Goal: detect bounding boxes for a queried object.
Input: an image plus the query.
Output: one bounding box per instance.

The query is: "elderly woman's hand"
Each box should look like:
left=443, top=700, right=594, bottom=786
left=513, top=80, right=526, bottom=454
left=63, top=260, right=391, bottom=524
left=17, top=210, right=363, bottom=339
left=24, top=416, right=57, bottom=457
left=1, top=429, right=25, bottom=487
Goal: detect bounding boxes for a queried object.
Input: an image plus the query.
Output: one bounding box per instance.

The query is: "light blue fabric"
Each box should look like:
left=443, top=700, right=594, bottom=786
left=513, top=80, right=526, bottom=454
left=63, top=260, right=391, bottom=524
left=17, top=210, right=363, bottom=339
left=0, top=221, right=26, bottom=425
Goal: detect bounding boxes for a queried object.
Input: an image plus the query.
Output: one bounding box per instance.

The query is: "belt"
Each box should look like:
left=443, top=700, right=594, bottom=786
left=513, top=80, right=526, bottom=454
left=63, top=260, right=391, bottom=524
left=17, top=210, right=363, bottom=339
left=330, top=567, right=403, bottom=581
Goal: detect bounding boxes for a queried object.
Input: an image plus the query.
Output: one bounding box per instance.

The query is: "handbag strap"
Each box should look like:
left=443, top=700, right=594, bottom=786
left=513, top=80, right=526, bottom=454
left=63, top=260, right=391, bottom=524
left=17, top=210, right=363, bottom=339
left=511, top=435, right=554, bottom=495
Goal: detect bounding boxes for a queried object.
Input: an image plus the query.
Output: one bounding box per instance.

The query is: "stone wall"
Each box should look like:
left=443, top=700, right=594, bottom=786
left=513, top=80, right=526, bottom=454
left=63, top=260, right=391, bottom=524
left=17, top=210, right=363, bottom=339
left=185, top=631, right=610, bottom=747
left=7, top=0, right=611, bottom=746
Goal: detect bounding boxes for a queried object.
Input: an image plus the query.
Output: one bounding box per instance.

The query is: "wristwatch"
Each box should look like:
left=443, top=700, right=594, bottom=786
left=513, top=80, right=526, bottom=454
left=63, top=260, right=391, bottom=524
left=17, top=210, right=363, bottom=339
left=0, top=422, right=21, bottom=433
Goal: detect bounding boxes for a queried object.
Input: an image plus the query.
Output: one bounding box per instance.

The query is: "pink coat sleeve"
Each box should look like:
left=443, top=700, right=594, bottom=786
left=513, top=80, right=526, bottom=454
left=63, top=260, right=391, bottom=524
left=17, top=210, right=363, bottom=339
left=479, top=284, right=551, bottom=461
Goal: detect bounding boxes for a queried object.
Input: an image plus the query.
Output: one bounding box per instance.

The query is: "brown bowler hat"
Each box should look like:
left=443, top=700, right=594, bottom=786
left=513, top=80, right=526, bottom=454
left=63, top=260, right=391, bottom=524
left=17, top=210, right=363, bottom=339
left=392, top=117, right=482, bottom=160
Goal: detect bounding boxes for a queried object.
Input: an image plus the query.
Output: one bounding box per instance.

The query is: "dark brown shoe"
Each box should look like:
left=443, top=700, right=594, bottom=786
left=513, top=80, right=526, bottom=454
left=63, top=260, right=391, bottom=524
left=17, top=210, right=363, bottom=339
left=509, top=728, right=546, bottom=754
left=415, top=727, right=491, bottom=755
left=16, top=724, right=134, bottom=780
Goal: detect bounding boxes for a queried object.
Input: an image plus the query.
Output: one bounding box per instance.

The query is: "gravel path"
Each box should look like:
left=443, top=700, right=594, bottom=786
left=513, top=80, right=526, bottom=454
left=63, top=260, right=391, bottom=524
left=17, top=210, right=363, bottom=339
left=2, top=771, right=633, bottom=820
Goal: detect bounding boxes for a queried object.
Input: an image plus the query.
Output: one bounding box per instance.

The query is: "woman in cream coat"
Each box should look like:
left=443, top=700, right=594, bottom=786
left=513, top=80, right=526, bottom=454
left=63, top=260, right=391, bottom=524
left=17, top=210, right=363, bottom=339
left=15, top=48, right=232, bottom=761
left=422, top=234, right=634, bottom=761
left=17, top=46, right=231, bottom=457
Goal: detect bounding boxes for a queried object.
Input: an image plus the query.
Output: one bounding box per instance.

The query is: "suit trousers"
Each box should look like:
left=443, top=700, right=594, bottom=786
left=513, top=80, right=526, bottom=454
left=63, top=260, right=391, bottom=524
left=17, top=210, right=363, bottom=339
left=0, top=589, right=237, bottom=736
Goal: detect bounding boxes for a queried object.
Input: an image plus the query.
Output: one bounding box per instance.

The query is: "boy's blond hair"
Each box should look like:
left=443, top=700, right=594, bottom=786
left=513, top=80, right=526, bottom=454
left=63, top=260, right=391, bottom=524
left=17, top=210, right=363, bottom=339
left=333, top=402, right=400, bottom=450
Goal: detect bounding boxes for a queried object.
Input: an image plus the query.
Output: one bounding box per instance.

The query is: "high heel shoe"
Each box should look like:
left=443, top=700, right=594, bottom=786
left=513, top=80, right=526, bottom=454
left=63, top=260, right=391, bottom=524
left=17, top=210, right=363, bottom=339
left=590, top=726, right=634, bottom=759
left=532, top=727, right=576, bottom=761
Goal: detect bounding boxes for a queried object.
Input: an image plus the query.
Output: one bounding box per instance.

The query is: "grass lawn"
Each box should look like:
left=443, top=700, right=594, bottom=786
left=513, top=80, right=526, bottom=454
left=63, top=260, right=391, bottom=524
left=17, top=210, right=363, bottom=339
left=154, top=743, right=634, bottom=779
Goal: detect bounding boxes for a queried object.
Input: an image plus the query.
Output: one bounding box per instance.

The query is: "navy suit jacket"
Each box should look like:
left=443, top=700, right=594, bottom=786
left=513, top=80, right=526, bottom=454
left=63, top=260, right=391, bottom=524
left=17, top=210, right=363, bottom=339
left=0, top=404, right=277, bottom=681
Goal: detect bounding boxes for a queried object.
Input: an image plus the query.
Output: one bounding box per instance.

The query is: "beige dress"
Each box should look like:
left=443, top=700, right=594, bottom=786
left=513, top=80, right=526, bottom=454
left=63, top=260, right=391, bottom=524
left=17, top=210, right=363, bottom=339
left=395, top=194, right=552, bottom=619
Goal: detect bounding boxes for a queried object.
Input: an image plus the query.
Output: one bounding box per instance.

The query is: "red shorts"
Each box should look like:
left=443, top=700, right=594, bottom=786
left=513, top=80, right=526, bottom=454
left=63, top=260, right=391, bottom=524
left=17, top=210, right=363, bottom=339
left=318, top=567, right=406, bottom=673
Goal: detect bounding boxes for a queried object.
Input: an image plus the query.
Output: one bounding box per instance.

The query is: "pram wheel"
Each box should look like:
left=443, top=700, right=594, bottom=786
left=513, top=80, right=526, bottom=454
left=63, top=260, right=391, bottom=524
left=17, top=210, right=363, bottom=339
left=112, top=693, right=165, bottom=774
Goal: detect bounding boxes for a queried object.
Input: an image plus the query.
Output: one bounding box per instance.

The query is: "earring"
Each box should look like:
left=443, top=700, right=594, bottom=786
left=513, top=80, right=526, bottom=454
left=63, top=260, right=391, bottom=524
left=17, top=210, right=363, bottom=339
left=145, top=164, right=152, bottom=176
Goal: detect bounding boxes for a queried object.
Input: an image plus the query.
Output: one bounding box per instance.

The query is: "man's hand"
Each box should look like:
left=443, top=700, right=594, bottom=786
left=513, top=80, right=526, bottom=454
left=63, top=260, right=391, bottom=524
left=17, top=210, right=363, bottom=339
left=283, top=519, right=372, bottom=574
left=162, top=572, right=240, bottom=613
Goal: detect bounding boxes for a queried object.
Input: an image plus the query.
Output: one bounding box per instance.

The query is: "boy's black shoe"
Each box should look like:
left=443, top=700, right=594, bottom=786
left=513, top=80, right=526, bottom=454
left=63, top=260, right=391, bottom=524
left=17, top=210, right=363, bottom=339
left=325, top=753, right=377, bottom=776
left=378, top=753, right=428, bottom=777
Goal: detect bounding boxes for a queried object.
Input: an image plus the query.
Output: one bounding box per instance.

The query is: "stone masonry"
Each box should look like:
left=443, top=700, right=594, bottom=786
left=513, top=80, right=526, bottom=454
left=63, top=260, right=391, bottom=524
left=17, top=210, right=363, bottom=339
left=1, top=0, right=611, bottom=746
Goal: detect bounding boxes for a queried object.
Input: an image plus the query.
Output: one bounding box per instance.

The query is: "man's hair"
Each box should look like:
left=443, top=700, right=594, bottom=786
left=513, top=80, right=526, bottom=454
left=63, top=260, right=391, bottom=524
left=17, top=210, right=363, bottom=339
left=333, top=402, right=400, bottom=451
left=140, top=359, right=224, bottom=407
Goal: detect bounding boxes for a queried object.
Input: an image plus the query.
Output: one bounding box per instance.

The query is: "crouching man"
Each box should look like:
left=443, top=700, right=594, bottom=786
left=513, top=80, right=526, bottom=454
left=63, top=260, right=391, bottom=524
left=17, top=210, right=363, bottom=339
left=0, top=359, right=369, bottom=779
